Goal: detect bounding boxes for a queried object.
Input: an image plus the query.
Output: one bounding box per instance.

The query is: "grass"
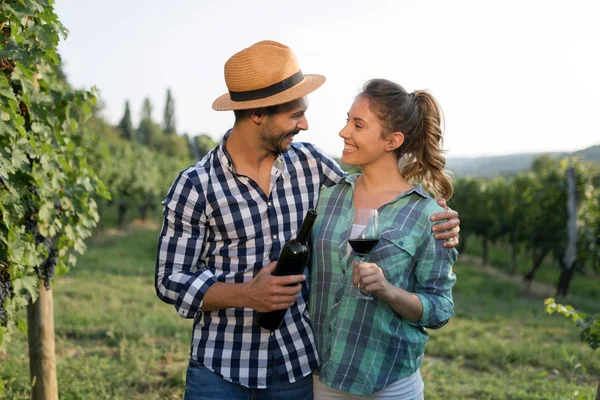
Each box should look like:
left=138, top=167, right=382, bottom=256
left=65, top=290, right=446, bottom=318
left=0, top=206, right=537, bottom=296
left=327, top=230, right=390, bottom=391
left=1, top=225, right=599, bottom=399
left=424, top=262, right=599, bottom=399
left=462, top=236, right=600, bottom=310
left=1, top=226, right=190, bottom=399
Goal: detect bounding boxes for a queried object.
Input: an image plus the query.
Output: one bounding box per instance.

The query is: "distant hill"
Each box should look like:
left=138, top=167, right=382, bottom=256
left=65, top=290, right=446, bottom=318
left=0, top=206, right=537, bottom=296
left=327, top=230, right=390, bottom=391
left=573, top=144, right=600, bottom=160
left=446, top=144, right=600, bottom=177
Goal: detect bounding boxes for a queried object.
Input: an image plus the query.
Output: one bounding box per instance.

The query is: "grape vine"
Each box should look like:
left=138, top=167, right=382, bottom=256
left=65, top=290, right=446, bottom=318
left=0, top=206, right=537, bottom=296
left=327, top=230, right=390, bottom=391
left=0, top=263, right=13, bottom=327
left=0, top=0, right=110, bottom=350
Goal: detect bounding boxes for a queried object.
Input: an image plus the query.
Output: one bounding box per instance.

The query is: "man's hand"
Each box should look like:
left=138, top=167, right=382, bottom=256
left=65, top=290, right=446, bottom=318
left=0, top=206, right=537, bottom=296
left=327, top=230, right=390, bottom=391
left=432, top=198, right=460, bottom=249
left=243, top=262, right=306, bottom=313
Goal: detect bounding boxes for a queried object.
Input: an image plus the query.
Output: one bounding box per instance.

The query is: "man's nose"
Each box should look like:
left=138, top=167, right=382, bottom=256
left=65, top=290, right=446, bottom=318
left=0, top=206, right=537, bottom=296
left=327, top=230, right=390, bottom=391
left=297, top=115, right=308, bottom=131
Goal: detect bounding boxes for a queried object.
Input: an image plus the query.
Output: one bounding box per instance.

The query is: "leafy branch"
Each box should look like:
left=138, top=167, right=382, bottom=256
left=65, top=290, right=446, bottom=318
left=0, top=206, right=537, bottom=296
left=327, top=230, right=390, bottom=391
left=545, top=298, right=600, bottom=351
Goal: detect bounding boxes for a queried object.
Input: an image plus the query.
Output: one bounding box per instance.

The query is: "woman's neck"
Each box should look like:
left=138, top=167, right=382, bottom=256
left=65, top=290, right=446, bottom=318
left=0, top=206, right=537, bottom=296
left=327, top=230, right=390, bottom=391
left=354, top=158, right=413, bottom=209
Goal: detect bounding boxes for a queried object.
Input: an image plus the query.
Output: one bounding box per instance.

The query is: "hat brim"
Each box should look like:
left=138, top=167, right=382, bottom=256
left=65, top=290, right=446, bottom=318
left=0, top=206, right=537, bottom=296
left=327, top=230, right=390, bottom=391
left=212, top=74, right=326, bottom=111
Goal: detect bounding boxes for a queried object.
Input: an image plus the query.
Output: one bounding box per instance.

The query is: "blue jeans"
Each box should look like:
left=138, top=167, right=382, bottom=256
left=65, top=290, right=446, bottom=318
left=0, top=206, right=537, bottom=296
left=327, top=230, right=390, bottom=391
left=183, top=359, right=313, bottom=400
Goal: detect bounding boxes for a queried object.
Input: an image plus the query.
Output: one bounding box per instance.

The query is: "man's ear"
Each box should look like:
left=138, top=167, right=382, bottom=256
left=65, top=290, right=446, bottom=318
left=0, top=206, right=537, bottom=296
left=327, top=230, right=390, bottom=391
left=249, top=108, right=266, bottom=125
left=385, top=131, right=404, bottom=152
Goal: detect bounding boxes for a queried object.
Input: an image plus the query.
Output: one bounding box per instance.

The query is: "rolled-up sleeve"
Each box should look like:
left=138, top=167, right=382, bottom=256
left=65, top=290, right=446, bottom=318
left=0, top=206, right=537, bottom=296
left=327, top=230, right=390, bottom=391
left=154, top=170, right=217, bottom=319
left=410, top=234, right=457, bottom=329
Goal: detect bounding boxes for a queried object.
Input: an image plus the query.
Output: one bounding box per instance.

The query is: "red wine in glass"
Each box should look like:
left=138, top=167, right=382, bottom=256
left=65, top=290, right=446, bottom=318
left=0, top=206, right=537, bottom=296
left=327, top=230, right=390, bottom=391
left=348, top=208, right=380, bottom=300
left=348, top=239, right=379, bottom=256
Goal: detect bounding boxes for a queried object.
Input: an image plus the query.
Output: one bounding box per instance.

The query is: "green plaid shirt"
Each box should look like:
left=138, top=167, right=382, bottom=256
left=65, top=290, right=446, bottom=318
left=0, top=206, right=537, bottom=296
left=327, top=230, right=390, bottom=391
left=309, top=174, right=457, bottom=395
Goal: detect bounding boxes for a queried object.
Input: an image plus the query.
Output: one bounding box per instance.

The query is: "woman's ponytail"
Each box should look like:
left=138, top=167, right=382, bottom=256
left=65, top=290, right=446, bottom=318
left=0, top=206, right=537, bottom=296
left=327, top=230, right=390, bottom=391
left=408, top=90, right=453, bottom=199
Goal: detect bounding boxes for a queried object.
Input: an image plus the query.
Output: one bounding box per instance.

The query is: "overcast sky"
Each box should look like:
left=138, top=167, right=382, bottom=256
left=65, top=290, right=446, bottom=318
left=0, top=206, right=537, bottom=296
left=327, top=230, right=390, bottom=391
left=54, top=0, right=600, bottom=159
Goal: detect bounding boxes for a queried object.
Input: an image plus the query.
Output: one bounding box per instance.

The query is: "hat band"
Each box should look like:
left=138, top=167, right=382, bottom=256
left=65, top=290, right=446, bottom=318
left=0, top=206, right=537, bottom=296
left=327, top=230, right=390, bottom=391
left=229, top=70, right=304, bottom=102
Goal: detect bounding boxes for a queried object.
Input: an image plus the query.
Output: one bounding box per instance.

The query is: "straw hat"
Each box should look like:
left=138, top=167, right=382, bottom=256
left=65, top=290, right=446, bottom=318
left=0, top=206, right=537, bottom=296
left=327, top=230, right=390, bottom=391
left=212, top=40, right=325, bottom=111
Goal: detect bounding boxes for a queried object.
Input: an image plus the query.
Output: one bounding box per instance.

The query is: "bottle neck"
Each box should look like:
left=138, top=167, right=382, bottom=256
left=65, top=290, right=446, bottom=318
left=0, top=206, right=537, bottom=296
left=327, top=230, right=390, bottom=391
left=295, top=209, right=318, bottom=244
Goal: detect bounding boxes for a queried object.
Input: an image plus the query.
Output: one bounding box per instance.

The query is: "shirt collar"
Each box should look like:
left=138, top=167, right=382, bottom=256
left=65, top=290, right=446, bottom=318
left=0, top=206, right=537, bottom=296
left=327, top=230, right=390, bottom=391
left=342, top=173, right=429, bottom=200
left=216, top=129, right=287, bottom=176
left=216, top=129, right=235, bottom=172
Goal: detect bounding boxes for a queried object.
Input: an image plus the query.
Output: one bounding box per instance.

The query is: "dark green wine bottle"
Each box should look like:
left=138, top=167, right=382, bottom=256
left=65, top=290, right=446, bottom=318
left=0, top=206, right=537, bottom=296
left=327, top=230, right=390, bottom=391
left=255, top=209, right=318, bottom=331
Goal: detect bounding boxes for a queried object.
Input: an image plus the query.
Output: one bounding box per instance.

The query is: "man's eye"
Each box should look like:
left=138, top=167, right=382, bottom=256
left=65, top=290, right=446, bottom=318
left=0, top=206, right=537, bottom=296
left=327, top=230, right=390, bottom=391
left=356, top=124, right=363, bottom=130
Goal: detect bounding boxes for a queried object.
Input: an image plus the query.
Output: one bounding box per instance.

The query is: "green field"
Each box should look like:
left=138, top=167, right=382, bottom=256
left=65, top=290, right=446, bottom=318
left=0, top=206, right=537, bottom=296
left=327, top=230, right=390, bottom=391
left=1, top=225, right=598, bottom=399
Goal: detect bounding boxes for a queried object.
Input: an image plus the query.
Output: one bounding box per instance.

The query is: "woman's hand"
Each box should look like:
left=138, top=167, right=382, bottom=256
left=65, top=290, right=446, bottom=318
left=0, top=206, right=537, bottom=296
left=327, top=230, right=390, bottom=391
left=352, top=261, right=393, bottom=300
left=352, top=261, right=425, bottom=322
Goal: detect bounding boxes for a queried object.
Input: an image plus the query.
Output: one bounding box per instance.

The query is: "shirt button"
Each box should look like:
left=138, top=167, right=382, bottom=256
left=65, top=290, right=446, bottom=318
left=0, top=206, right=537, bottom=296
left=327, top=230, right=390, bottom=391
left=272, top=235, right=277, bottom=240
left=267, top=202, right=272, bottom=206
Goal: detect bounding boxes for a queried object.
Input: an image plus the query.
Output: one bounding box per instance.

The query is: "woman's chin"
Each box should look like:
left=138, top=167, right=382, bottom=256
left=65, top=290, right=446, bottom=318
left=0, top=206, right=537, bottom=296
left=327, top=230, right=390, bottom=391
left=341, top=154, right=359, bottom=166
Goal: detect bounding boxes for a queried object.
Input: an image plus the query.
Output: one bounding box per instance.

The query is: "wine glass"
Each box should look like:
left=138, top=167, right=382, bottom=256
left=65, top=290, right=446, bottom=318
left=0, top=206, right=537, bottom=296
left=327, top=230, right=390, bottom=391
left=347, top=208, right=380, bottom=300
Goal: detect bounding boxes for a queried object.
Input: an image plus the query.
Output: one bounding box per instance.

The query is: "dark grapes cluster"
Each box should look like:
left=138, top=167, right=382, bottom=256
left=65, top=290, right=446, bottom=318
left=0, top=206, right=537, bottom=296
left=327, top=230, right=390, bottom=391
left=24, top=186, right=45, bottom=245
left=40, top=248, right=58, bottom=290
left=24, top=215, right=37, bottom=234
left=0, top=264, right=13, bottom=326
left=24, top=214, right=44, bottom=245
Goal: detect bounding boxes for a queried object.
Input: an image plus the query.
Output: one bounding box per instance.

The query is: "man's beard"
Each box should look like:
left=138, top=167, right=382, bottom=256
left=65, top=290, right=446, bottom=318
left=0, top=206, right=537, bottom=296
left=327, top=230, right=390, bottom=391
left=260, top=124, right=299, bottom=154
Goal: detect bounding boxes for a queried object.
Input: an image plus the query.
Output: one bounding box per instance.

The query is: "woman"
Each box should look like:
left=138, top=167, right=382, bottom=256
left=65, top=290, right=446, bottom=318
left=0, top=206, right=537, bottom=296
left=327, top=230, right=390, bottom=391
left=309, top=79, right=457, bottom=399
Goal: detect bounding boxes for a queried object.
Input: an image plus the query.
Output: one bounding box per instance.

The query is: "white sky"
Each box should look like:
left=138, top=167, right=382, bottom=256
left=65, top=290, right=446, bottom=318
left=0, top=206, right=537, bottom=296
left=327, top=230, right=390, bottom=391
left=54, top=0, right=600, bottom=158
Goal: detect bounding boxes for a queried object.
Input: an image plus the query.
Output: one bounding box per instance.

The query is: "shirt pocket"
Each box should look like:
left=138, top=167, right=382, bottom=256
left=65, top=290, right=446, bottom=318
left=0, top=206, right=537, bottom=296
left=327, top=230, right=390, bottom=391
left=370, top=227, right=417, bottom=287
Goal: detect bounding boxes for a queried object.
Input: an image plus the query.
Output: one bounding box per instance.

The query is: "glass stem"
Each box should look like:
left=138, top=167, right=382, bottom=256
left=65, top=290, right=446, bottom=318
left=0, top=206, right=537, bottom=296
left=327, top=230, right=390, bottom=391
left=356, top=256, right=364, bottom=290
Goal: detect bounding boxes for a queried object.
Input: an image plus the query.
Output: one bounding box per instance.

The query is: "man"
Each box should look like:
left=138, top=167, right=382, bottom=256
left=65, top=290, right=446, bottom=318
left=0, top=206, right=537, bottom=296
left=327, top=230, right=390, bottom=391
left=155, top=40, right=459, bottom=399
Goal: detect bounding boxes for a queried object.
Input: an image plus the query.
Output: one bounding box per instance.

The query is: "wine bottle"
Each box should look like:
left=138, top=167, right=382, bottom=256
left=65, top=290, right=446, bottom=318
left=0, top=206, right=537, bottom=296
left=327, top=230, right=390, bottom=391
left=255, top=209, right=318, bottom=331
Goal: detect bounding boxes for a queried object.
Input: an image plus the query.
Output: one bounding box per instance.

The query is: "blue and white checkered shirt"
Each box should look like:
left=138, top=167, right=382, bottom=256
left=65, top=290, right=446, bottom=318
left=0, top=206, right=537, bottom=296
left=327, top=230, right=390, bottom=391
left=155, top=130, right=346, bottom=388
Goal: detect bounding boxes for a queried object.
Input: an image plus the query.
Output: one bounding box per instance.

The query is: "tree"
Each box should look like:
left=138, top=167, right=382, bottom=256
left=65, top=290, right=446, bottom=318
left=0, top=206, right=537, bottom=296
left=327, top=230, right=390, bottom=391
left=183, top=133, right=197, bottom=160
left=486, top=175, right=531, bottom=275
left=136, top=97, right=158, bottom=145
left=450, top=156, right=599, bottom=293
left=520, top=158, right=591, bottom=295
left=117, top=100, right=133, bottom=140
left=152, top=131, right=190, bottom=159
left=531, top=154, right=557, bottom=175
left=522, top=160, right=566, bottom=284
left=503, top=174, right=535, bottom=275
left=0, top=2, right=109, bottom=398
left=450, top=177, right=496, bottom=260
left=554, top=161, right=598, bottom=296
left=163, top=88, right=176, bottom=135
left=82, top=115, right=193, bottom=226
left=194, top=134, right=218, bottom=158
left=185, top=133, right=218, bottom=161
left=579, top=175, right=600, bottom=275
left=557, top=165, right=577, bottom=297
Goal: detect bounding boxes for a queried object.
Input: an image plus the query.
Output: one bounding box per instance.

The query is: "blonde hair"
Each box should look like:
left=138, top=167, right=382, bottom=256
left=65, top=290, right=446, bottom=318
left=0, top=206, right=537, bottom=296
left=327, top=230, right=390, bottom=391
left=359, top=79, right=453, bottom=199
